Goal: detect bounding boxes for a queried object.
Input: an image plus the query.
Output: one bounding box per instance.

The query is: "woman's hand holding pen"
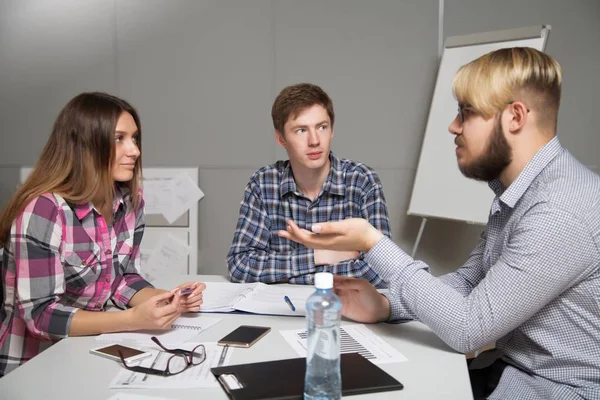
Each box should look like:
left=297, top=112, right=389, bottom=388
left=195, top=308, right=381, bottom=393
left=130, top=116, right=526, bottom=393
left=174, top=281, right=206, bottom=312
left=129, top=289, right=183, bottom=330
left=127, top=282, right=205, bottom=331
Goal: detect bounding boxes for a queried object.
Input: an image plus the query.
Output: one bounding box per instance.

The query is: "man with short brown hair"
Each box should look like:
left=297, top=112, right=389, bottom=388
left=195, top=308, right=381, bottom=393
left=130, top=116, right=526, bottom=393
left=227, top=83, right=391, bottom=287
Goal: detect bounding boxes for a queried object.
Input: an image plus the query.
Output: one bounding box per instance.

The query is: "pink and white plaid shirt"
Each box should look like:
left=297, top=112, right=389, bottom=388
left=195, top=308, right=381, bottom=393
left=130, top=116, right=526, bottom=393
left=0, top=186, right=152, bottom=376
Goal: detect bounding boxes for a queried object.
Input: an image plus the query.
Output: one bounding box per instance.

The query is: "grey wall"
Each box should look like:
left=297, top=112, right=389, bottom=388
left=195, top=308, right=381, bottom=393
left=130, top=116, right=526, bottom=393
left=1, top=0, right=598, bottom=277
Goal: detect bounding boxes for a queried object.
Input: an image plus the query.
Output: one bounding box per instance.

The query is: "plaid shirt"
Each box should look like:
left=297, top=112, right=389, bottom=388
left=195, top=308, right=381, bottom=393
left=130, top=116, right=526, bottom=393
left=368, top=138, right=600, bottom=399
left=0, top=186, right=152, bottom=376
left=227, top=152, right=391, bottom=287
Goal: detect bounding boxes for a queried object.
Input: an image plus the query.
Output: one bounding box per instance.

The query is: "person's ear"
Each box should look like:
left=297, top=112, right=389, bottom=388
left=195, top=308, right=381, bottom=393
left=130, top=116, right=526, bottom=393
left=275, top=130, right=287, bottom=148
left=508, top=101, right=528, bottom=133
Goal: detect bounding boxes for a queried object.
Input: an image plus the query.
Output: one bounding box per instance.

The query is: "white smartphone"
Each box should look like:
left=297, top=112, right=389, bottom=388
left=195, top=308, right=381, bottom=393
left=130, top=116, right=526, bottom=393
left=89, top=344, right=153, bottom=363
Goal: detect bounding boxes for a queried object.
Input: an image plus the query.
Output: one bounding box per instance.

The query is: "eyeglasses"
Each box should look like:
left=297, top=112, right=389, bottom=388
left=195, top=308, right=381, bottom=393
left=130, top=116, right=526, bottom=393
left=118, top=336, right=206, bottom=377
left=457, top=101, right=530, bottom=123
left=457, top=103, right=473, bottom=123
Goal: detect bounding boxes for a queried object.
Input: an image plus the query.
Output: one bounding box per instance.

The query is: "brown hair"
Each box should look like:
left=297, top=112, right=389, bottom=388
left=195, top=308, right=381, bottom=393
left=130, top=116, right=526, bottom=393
left=453, top=47, right=562, bottom=131
left=0, top=92, right=143, bottom=247
left=271, top=83, right=335, bottom=134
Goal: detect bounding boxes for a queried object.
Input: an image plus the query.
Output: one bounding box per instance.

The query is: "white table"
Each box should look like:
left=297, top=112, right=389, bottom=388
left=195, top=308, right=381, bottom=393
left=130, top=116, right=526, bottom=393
left=0, top=275, right=473, bottom=399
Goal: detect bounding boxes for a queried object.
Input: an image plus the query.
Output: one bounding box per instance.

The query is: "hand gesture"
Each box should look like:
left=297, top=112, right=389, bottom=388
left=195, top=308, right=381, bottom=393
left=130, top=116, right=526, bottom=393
left=334, top=275, right=390, bottom=323
left=278, top=218, right=384, bottom=253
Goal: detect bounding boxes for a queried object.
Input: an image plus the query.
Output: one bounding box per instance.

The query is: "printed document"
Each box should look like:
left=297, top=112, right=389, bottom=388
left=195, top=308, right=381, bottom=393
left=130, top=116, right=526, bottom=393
left=109, top=342, right=233, bottom=389
left=280, top=324, right=408, bottom=364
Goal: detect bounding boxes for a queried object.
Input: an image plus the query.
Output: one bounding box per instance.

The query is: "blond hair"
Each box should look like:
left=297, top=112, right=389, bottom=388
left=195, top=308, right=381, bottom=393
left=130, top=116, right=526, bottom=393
left=453, top=47, right=562, bottom=130
left=0, top=92, right=143, bottom=247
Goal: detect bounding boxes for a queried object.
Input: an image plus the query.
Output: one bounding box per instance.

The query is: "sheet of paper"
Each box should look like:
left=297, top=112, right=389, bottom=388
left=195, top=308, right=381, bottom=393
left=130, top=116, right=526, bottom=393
left=280, top=324, right=408, bottom=365
left=107, top=393, right=176, bottom=400
left=140, top=252, right=151, bottom=271
left=234, top=283, right=314, bottom=316
left=96, top=315, right=222, bottom=347
left=143, top=173, right=204, bottom=224
left=109, top=342, right=233, bottom=389
left=143, top=178, right=173, bottom=216
left=162, top=173, right=204, bottom=224
left=199, top=282, right=258, bottom=312
left=142, top=234, right=189, bottom=282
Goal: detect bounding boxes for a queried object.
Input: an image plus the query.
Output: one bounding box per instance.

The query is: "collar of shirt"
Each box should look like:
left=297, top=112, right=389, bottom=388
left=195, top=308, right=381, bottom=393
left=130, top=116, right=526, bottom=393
left=488, top=136, right=563, bottom=209
left=70, top=185, right=129, bottom=221
left=279, top=152, right=346, bottom=198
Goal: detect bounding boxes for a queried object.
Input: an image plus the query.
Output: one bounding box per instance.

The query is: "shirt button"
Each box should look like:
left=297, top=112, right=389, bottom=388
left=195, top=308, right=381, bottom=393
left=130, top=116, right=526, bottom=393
left=105, top=277, right=110, bottom=283
left=105, top=249, right=112, bottom=255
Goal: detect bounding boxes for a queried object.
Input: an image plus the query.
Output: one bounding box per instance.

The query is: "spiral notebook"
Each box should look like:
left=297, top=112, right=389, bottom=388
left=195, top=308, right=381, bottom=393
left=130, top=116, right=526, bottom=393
left=96, top=315, right=222, bottom=346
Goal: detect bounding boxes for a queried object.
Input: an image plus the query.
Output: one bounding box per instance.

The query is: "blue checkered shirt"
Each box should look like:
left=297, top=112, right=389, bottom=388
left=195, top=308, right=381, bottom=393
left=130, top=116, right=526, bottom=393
left=227, top=152, right=391, bottom=287
left=367, top=137, right=600, bottom=399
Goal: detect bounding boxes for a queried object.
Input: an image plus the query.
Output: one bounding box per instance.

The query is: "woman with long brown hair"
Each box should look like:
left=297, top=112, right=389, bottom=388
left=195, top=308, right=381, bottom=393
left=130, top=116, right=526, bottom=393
left=0, top=92, right=205, bottom=376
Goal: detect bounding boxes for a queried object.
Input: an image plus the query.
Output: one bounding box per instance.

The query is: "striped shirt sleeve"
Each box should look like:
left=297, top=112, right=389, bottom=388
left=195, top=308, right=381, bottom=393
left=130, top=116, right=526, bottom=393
left=437, top=229, right=487, bottom=296
left=367, top=204, right=599, bottom=354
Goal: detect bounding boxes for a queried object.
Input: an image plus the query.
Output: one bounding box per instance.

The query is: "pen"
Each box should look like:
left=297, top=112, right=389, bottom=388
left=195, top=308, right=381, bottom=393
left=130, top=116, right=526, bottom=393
left=218, top=345, right=229, bottom=367
left=284, top=295, right=296, bottom=312
left=180, top=287, right=193, bottom=296
left=142, top=352, right=162, bottom=381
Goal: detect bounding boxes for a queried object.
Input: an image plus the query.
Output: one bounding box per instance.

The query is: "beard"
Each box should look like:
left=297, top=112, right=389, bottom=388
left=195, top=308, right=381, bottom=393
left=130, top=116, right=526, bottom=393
left=458, top=117, right=512, bottom=182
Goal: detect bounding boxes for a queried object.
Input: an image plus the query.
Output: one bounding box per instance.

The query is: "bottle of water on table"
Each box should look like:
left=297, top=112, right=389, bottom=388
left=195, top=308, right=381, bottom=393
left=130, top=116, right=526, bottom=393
left=304, top=272, right=342, bottom=400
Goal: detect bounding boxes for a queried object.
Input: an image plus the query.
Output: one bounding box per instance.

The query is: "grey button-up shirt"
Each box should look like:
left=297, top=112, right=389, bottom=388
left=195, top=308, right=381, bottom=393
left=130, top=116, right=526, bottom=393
left=367, top=137, right=600, bottom=399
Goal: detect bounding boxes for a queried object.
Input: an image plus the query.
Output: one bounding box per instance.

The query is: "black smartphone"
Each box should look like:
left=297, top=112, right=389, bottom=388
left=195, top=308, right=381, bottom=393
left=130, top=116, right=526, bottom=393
left=217, top=325, right=271, bottom=348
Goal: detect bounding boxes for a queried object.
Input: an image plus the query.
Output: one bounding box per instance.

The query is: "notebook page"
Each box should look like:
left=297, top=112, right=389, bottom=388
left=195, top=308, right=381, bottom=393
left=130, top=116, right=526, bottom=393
left=96, top=315, right=222, bottom=346
left=199, top=282, right=258, bottom=312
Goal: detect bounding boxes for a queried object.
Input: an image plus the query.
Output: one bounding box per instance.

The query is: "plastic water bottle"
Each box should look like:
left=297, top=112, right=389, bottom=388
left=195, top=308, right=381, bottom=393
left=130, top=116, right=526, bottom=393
left=304, top=272, right=342, bottom=400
